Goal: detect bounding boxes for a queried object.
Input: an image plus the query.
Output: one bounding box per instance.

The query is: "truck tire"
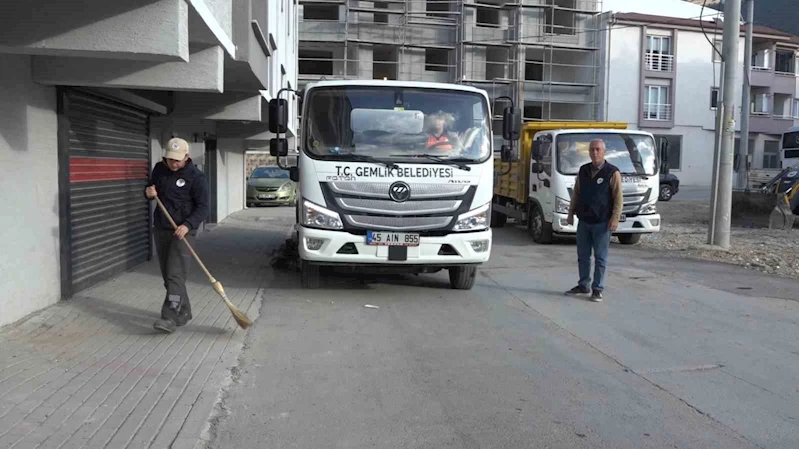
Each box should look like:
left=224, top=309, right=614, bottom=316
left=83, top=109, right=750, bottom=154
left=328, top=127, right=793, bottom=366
left=528, top=203, right=553, bottom=244
left=301, top=260, right=321, bottom=289
left=491, top=200, right=507, bottom=228
left=617, top=234, right=642, bottom=245
left=449, top=266, right=476, bottom=290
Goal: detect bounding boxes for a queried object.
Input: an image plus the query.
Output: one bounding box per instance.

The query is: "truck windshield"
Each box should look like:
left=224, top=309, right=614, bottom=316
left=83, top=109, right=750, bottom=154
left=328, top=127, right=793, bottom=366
left=302, top=86, right=491, bottom=162
left=555, top=133, right=658, bottom=176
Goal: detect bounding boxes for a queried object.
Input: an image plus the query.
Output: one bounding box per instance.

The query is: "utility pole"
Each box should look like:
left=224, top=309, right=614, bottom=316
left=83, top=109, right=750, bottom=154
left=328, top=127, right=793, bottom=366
left=709, top=0, right=742, bottom=249
left=708, top=62, right=725, bottom=244
left=737, top=0, right=754, bottom=191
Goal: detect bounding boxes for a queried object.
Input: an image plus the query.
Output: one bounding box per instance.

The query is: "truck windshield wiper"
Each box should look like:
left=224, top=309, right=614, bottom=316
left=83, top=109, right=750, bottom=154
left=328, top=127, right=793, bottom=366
left=391, top=154, right=471, bottom=171
left=334, top=153, right=398, bottom=170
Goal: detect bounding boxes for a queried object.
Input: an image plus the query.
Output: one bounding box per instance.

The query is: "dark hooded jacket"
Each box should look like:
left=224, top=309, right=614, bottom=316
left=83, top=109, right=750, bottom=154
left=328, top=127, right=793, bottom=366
left=145, top=158, right=209, bottom=231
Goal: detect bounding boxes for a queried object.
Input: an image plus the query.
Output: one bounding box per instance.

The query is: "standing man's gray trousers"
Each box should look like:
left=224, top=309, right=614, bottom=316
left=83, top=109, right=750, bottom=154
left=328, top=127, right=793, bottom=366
left=153, top=228, right=193, bottom=324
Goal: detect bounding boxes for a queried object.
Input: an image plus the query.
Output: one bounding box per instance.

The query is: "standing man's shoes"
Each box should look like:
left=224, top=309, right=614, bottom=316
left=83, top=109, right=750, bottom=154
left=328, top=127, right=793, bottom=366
left=565, top=285, right=590, bottom=295
left=154, top=318, right=177, bottom=333
left=590, top=290, right=603, bottom=302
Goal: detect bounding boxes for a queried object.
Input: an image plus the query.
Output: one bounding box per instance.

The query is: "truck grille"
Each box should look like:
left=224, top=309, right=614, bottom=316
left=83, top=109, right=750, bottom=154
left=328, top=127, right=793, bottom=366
left=329, top=182, right=469, bottom=199
left=344, top=215, right=453, bottom=231
left=336, top=198, right=461, bottom=215
left=322, top=182, right=475, bottom=232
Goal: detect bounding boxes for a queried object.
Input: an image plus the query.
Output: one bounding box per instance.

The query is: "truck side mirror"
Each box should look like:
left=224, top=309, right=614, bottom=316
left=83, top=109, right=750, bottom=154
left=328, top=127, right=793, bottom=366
left=289, top=166, right=299, bottom=182
left=269, top=98, right=288, bottom=134
left=502, top=106, right=521, bottom=141
left=531, top=141, right=542, bottom=161
left=501, top=144, right=513, bottom=163
left=270, top=138, right=288, bottom=157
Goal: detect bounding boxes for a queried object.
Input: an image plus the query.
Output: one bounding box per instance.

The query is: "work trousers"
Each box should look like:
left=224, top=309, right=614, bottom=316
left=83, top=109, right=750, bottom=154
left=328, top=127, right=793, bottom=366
left=153, top=228, right=193, bottom=321
left=576, top=220, right=611, bottom=292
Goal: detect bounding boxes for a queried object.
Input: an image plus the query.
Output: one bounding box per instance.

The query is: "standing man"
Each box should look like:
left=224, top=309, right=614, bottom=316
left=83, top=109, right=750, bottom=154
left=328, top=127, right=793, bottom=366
left=565, top=139, right=623, bottom=302
left=145, top=137, right=209, bottom=333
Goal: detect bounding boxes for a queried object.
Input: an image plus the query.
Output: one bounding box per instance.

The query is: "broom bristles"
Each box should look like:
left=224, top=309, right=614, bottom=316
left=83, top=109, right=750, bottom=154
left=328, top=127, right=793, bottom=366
left=212, top=280, right=253, bottom=329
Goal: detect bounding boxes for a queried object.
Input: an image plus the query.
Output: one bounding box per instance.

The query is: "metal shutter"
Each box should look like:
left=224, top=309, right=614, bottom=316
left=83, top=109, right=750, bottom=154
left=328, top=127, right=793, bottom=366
left=62, top=90, right=151, bottom=295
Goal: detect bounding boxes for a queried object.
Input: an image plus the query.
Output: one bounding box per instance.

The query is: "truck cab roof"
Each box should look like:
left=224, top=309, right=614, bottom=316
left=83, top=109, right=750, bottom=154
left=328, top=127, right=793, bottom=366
left=302, top=79, right=489, bottom=96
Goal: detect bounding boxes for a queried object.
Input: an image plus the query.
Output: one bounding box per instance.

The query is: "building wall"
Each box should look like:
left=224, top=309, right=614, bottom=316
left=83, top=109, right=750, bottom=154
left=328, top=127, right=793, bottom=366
left=607, top=26, right=642, bottom=125
left=0, top=54, right=60, bottom=327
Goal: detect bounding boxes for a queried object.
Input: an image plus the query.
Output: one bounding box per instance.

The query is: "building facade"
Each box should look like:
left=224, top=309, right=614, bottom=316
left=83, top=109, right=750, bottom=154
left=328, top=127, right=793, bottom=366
left=297, top=0, right=606, bottom=135
left=0, top=0, right=298, bottom=327
left=599, top=12, right=799, bottom=186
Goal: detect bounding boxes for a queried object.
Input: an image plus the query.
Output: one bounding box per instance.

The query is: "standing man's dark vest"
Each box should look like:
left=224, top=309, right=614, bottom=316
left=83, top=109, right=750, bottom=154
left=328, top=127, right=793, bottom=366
left=576, top=162, right=619, bottom=224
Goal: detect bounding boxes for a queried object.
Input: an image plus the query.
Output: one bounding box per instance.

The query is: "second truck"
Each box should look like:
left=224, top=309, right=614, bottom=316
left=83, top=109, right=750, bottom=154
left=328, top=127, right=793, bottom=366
left=491, top=121, right=669, bottom=244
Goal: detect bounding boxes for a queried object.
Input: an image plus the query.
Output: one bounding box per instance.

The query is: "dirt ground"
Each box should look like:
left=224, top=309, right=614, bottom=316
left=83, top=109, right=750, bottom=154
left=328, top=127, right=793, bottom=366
left=638, top=199, right=799, bottom=280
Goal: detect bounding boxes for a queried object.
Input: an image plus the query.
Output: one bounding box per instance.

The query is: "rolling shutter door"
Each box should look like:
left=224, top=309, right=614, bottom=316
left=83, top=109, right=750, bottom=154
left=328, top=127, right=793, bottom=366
left=63, top=90, right=151, bottom=295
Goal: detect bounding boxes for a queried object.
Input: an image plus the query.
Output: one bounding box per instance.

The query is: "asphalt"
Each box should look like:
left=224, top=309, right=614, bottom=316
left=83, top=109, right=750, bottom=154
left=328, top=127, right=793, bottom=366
left=210, top=208, right=799, bottom=449
left=3, top=205, right=797, bottom=449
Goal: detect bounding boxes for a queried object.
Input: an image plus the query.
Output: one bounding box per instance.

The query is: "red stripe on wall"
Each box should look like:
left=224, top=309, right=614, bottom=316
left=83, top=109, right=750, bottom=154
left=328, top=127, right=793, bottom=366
left=70, top=157, right=149, bottom=183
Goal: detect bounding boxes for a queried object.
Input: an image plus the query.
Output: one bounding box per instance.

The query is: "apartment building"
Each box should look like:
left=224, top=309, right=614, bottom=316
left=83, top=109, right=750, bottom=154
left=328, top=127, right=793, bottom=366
left=297, top=0, right=605, bottom=134
left=0, top=0, right=298, bottom=327
left=599, top=12, right=799, bottom=186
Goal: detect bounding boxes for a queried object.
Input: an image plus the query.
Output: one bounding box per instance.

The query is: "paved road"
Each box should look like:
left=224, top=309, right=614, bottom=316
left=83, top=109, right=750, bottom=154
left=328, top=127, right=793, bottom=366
left=671, top=185, right=710, bottom=202
left=210, top=207, right=799, bottom=449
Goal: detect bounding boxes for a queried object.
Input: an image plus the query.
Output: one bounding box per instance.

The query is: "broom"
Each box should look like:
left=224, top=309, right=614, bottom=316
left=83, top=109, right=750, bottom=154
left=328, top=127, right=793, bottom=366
left=154, top=196, right=252, bottom=329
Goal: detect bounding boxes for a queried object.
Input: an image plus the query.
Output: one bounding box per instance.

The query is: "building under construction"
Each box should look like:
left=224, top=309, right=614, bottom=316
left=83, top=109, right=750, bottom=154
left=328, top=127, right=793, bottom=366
left=298, top=0, right=604, bottom=127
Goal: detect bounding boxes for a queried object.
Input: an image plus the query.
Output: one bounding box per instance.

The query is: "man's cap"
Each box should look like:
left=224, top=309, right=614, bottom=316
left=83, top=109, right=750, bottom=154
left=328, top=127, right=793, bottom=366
left=165, top=137, right=190, bottom=161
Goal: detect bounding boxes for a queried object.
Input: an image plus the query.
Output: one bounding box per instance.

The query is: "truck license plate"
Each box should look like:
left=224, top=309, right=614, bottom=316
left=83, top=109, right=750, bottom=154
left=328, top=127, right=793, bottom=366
left=366, top=231, right=420, bottom=247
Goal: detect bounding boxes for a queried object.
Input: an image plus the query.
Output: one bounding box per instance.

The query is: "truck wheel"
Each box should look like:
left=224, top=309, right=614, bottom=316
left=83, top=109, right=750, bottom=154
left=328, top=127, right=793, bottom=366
left=301, top=260, right=321, bottom=289
left=617, top=234, right=642, bottom=245
left=449, top=266, right=476, bottom=290
left=491, top=202, right=506, bottom=228
left=528, top=203, right=553, bottom=244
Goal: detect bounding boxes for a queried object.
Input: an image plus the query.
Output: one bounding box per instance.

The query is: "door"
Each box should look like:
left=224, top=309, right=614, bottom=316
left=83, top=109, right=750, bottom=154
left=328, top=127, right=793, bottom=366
left=530, top=133, right=553, bottom=217
left=58, top=89, right=151, bottom=297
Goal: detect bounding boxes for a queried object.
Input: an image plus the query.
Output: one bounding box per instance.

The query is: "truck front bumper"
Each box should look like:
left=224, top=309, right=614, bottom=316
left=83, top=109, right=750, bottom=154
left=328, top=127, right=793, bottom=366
left=551, top=213, right=662, bottom=234
left=298, top=226, right=492, bottom=265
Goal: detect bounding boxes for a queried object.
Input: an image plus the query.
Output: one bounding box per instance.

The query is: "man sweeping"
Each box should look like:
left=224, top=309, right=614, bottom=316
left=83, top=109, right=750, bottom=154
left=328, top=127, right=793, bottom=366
left=145, top=137, right=209, bottom=333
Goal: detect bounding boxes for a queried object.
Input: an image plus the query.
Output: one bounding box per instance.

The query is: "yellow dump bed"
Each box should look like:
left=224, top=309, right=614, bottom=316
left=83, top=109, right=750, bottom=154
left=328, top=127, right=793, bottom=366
left=493, top=121, right=629, bottom=204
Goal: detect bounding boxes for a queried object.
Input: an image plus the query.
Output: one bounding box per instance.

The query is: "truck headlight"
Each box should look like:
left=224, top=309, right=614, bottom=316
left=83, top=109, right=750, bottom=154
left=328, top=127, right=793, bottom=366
left=453, top=203, right=489, bottom=231
left=302, top=200, right=343, bottom=230
left=556, top=197, right=571, bottom=214
left=640, top=201, right=657, bottom=215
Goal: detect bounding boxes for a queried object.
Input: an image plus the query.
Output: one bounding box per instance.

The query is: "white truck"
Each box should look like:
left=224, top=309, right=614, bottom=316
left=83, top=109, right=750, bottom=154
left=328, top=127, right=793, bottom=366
left=268, top=80, right=521, bottom=289
left=492, top=122, right=667, bottom=244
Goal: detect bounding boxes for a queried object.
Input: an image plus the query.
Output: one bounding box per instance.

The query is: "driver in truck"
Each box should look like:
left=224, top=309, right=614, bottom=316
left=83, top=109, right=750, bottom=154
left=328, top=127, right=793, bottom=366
left=425, top=111, right=459, bottom=150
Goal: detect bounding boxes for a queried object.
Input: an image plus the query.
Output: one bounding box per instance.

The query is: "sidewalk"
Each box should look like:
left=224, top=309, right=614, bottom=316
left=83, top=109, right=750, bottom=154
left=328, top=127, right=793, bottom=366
left=0, top=209, right=293, bottom=449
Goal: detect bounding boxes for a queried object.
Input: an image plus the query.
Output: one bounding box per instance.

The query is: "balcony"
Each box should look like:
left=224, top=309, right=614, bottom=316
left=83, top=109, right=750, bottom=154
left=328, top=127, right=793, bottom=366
left=643, top=103, right=672, bottom=121
left=644, top=53, right=674, bottom=73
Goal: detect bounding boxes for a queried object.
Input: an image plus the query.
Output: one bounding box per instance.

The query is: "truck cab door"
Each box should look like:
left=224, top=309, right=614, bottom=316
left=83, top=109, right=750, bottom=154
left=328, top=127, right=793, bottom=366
left=530, top=133, right=553, bottom=212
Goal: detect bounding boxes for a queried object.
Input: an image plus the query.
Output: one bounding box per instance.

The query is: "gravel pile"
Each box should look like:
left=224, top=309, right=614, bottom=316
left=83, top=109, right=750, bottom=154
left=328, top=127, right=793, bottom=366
left=636, top=201, right=799, bottom=279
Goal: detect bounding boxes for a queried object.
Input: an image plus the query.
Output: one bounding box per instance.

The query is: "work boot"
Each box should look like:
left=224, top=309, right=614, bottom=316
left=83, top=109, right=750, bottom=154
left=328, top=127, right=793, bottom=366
left=565, top=285, right=590, bottom=296
left=153, top=318, right=176, bottom=333
left=174, top=301, right=193, bottom=327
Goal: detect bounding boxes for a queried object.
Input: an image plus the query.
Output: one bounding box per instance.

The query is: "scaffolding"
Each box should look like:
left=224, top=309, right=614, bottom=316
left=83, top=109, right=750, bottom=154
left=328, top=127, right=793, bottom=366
left=297, top=0, right=603, bottom=123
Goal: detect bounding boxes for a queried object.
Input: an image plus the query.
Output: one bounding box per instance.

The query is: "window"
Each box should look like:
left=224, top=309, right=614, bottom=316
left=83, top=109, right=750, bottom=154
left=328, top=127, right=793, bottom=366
left=525, top=59, right=543, bottom=81
left=303, top=4, right=338, bottom=20
left=776, top=50, right=795, bottom=74
left=374, top=2, right=388, bottom=23
left=654, top=135, right=682, bottom=170
left=425, top=48, right=449, bottom=72
left=763, top=140, right=780, bottom=169
left=544, top=0, right=576, bottom=36
left=644, top=85, right=671, bottom=121
left=426, top=0, right=449, bottom=18
left=710, top=88, right=719, bottom=109
left=299, top=49, right=333, bottom=75
left=752, top=94, right=770, bottom=114
left=646, top=35, right=673, bottom=71
left=794, top=99, right=799, bottom=118
left=713, top=39, right=722, bottom=62
left=476, top=7, right=499, bottom=26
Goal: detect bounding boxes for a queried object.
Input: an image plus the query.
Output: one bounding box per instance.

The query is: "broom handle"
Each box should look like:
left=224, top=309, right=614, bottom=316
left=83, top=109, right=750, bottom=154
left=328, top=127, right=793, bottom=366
left=153, top=196, right=216, bottom=282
